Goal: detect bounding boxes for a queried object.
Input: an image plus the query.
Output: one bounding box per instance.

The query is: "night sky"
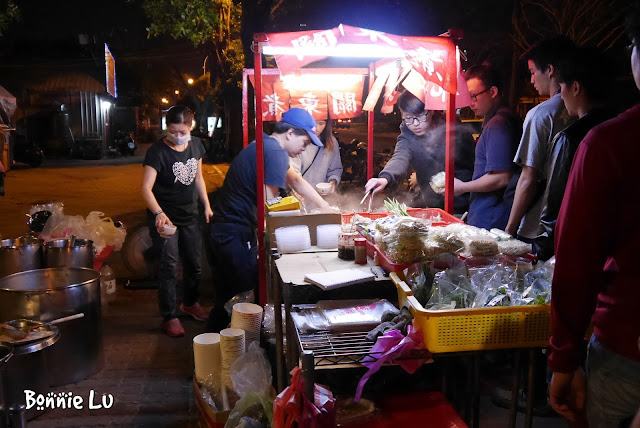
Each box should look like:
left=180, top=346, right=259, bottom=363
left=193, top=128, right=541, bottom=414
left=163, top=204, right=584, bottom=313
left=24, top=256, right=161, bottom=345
left=0, top=0, right=632, bottom=107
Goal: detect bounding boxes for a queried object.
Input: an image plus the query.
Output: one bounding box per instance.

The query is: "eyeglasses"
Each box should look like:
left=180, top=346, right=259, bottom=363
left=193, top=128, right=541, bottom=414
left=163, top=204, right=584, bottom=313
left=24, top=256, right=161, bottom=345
left=469, top=88, right=490, bottom=102
left=402, top=112, right=429, bottom=126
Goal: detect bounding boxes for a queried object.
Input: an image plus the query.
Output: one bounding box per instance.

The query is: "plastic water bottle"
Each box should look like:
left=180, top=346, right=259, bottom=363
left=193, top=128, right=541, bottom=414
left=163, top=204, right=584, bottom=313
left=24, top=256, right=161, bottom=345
left=99, top=264, right=117, bottom=314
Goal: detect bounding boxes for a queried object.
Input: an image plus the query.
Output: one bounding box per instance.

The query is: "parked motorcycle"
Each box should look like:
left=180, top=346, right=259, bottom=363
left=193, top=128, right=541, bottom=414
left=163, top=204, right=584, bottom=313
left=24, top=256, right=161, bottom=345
left=13, top=134, right=44, bottom=167
left=111, top=130, right=137, bottom=156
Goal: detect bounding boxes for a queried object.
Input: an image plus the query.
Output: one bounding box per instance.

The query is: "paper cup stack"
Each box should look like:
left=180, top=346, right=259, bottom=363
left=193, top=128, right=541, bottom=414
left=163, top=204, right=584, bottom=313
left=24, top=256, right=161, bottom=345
left=316, top=224, right=341, bottom=249
left=219, top=328, right=245, bottom=388
left=230, top=303, right=263, bottom=351
left=193, top=333, right=221, bottom=384
left=275, top=225, right=311, bottom=253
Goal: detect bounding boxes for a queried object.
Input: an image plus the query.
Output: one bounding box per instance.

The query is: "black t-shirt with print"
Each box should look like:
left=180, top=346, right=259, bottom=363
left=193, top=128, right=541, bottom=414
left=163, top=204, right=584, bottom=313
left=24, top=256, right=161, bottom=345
left=143, top=138, right=206, bottom=226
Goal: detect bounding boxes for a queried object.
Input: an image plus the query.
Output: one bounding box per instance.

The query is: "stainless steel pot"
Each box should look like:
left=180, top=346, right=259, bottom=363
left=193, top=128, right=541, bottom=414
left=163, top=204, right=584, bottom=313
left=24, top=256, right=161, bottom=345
left=0, top=342, right=13, bottom=428
left=0, top=268, right=103, bottom=386
left=45, top=238, right=94, bottom=269
left=2, top=327, right=59, bottom=422
left=0, top=238, right=44, bottom=278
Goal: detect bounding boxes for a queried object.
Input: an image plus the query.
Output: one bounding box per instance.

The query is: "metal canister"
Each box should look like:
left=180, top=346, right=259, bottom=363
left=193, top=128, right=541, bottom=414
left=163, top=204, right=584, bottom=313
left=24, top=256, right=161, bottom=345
left=45, top=238, right=94, bottom=269
left=0, top=237, right=44, bottom=278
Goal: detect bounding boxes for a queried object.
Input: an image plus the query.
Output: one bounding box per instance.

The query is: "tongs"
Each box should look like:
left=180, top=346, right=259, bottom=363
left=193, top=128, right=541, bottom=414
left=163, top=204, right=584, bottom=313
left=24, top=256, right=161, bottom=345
left=360, top=190, right=373, bottom=213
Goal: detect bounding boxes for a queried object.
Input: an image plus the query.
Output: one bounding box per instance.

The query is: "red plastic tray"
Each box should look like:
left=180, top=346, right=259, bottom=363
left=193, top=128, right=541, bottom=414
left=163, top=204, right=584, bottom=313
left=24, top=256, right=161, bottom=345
left=406, top=208, right=463, bottom=225
left=341, top=212, right=390, bottom=225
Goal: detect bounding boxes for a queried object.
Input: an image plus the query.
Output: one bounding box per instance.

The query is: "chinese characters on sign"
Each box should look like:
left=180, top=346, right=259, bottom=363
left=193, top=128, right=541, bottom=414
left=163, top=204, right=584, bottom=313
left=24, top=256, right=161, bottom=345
left=291, top=30, right=338, bottom=60
left=289, top=89, right=328, bottom=120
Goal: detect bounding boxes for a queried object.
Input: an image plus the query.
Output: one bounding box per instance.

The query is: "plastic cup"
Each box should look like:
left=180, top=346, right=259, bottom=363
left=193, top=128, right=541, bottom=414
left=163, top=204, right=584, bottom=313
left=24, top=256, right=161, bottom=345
left=158, top=224, right=177, bottom=238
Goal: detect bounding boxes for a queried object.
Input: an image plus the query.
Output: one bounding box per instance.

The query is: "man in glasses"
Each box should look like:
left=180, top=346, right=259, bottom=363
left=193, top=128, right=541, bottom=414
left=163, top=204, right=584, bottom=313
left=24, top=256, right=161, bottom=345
left=505, top=37, right=576, bottom=244
left=365, top=90, right=475, bottom=213
left=436, top=65, right=521, bottom=230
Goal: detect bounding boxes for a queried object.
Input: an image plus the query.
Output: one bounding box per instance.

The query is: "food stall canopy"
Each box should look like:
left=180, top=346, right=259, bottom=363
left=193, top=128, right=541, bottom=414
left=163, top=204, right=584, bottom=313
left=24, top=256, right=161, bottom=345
left=263, top=25, right=465, bottom=99
left=252, top=26, right=467, bottom=306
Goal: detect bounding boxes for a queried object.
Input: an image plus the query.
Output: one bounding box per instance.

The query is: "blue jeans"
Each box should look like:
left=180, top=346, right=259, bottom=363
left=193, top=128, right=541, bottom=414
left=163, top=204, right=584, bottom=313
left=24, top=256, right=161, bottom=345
left=148, top=216, right=202, bottom=321
left=206, top=222, right=257, bottom=332
left=586, top=335, right=640, bottom=427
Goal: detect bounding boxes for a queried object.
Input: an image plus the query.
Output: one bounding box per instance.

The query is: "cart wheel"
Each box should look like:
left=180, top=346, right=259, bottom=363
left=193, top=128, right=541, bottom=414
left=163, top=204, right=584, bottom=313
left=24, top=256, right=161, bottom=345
left=121, top=225, right=153, bottom=278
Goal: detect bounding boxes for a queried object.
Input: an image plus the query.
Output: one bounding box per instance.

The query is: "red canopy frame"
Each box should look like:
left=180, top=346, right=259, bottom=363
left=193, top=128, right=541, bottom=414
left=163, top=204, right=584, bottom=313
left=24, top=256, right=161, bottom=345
left=249, top=26, right=464, bottom=305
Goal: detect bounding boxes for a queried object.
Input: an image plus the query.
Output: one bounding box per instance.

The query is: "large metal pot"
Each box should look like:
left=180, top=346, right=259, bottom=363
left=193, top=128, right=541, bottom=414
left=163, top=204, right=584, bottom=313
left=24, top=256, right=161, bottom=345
left=0, top=237, right=44, bottom=278
left=45, top=238, right=94, bottom=269
left=2, top=328, right=59, bottom=422
left=0, top=342, right=13, bottom=428
left=0, top=268, right=103, bottom=386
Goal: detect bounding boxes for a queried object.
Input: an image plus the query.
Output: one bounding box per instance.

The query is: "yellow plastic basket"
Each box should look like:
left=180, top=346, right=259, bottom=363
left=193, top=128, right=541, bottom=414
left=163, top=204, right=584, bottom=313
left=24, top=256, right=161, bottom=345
left=391, top=272, right=551, bottom=353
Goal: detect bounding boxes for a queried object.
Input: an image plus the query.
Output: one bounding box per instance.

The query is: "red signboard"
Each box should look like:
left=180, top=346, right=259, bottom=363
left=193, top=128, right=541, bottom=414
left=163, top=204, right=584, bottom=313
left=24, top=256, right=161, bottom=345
left=104, top=43, right=117, bottom=98
left=288, top=88, right=328, bottom=120
left=249, top=75, right=290, bottom=121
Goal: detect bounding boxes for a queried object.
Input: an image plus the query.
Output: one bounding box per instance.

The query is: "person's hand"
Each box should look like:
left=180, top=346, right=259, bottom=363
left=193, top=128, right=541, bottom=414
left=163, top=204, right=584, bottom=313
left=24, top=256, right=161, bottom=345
left=155, top=212, right=173, bottom=229
left=329, top=180, right=337, bottom=194
left=365, top=177, right=388, bottom=195
left=409, top=173, right=420, bottom=192
left=435, top=177, right=466, bottom=196
left=505, top=223, right=517, bottom=237
left=203, top=206, right=213, bottom=223
left=549, top=368, right=587, bottom=423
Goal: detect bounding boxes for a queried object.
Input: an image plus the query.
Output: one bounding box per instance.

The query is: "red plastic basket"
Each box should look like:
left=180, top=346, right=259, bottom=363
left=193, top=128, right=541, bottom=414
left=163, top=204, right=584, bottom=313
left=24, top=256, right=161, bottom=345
left=341, top=212, right=390, bottom=225
left=406, top=208, right=463, bottom=226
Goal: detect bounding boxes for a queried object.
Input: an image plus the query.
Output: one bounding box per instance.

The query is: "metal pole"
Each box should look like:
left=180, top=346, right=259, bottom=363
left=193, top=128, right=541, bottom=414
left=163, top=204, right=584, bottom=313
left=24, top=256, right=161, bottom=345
left=242, top=69, right=249, bottom=148
left=445, top=91, right=456, bottom=214
left=367, top=63, right=375, bottom=180
left=254, top=34, right=267, bottom=307
left=301, top=351, right=315, bottom=401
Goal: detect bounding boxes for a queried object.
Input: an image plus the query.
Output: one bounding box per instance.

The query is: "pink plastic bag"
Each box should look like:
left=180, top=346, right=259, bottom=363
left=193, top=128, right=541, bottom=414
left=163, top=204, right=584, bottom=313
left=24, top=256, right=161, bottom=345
left=355, top=319, right=432, bottom=402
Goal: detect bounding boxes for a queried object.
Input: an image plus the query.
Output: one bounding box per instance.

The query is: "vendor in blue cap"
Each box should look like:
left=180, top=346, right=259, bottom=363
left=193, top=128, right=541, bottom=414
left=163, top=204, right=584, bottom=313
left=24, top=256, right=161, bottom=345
left=206, top=107, right=330, bottom=332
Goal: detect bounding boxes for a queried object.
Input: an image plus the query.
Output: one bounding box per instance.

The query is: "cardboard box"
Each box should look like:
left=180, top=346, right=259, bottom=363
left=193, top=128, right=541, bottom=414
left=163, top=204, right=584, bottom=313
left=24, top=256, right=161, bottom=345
left=193, top=377, right=230, bottom=428
left=267, top=212, right=341, bottom=247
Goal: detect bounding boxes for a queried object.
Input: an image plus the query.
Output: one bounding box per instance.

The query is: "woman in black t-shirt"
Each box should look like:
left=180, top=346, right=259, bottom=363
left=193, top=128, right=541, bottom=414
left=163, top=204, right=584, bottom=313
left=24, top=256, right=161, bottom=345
left=141, top=106, right=213, bottom=337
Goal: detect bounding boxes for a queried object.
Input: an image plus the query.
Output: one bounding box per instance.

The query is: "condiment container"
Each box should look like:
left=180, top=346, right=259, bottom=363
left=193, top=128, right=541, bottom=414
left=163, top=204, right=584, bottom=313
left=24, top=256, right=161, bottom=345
left=354, top=238, right=367, bottom=264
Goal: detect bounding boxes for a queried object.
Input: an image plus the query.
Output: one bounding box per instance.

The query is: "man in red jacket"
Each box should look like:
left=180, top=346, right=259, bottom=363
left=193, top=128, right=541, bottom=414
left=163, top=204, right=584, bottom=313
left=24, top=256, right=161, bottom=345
left=548, top=4, right=640, bottom=426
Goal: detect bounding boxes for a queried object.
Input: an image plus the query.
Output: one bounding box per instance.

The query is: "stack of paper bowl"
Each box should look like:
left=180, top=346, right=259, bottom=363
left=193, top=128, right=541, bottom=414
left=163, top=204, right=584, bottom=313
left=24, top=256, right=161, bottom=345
left=219, top=328, right=245, bottom=388
left=316, top=224, right=341, bottom=249
left=193, top=333, right=221, bottom=385
left=230, top=303, right=263, bottom=350
left=274, top=225, right=311, bottom=253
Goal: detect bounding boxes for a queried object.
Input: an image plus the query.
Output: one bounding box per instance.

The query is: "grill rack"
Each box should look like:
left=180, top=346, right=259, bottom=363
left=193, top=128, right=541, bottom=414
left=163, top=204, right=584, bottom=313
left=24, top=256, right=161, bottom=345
left=296, top=329, right=433, bottom=369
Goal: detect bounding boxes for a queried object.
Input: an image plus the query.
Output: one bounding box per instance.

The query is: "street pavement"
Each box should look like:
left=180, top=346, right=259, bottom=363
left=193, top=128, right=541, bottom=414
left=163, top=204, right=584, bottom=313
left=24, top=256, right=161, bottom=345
left=1, top=144, right=224, bottom=427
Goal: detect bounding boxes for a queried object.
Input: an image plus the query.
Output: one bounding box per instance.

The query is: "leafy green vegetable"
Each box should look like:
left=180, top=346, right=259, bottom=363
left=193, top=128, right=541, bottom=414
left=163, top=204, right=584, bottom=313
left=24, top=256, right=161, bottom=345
left=384, top=198, right=409, bottom=216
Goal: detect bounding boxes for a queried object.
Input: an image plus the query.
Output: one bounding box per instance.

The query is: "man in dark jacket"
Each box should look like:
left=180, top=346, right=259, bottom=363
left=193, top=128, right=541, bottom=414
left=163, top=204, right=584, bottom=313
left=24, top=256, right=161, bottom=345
left=364, top=90, right=475, bottom=214
left=535, top=47, right=614, bottom=261
left=441, top=65, right=522, bottom=230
